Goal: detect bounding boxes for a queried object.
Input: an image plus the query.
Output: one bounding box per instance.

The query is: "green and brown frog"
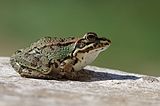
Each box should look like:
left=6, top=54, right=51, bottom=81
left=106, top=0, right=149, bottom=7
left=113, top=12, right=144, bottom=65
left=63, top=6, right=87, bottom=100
left=10, top=32, right=111, bottom=80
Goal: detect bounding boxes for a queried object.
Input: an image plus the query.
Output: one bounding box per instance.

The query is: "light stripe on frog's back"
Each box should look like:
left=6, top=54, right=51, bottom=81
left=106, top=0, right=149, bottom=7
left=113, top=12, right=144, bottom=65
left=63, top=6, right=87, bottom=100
left=31, top=36, right=79, bottom=49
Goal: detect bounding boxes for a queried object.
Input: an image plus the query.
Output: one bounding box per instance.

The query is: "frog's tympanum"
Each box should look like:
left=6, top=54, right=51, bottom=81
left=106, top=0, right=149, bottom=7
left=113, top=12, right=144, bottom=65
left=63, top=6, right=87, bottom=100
left=10, top=32, right=111, bottom=80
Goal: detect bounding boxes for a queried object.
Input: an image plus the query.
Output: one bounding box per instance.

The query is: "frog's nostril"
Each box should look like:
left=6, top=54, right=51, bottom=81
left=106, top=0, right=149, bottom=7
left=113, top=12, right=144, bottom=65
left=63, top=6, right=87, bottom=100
left=107, top=39, right=111, bottom=43
left=101, top=37, right=111, bottom=43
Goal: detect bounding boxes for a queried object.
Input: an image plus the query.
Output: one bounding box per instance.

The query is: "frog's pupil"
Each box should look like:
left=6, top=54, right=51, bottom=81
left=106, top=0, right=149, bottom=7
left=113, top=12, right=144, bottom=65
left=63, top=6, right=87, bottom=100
left=86, top=34, right=97, bottom=42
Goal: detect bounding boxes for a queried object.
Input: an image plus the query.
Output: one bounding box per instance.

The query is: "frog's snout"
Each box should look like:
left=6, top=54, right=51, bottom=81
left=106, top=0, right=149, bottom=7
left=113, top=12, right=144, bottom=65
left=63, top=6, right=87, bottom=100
left=99, top=37, right=111, bottom=45
left=107, top=39, right=111, bottom=44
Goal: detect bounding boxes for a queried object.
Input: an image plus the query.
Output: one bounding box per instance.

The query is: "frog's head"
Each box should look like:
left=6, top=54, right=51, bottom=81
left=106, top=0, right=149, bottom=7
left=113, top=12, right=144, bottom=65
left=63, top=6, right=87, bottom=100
left=73, top=32, right=111, bottom=56
left=72, top=32, right=111, bottom=71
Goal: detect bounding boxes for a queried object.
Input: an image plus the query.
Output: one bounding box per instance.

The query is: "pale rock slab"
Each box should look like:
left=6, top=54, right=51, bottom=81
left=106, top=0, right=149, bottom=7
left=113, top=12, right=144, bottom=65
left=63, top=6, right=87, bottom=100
left=0, top=57, right=160, bottom=106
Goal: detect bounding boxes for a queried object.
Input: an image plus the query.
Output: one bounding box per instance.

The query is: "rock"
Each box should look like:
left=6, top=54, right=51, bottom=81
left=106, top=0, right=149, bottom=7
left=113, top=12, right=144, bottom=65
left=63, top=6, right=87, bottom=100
left=0, top=57, right=160, bottom=106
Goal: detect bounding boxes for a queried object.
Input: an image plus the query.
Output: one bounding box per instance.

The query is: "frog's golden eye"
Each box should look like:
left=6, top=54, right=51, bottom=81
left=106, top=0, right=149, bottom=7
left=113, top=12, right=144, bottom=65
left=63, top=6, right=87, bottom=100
left=85, top=32, right=98, bottom=42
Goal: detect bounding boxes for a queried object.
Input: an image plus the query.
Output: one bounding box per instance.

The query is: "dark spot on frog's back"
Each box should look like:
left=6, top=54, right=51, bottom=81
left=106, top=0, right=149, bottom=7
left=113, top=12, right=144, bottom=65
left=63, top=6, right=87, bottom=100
left=60, top=38, right=64, bottom=42
left=50, top=45, right=55, bottom=50
left=31, top=61, right=37, bottom=67
left=30, top=57, right=39, bottom=67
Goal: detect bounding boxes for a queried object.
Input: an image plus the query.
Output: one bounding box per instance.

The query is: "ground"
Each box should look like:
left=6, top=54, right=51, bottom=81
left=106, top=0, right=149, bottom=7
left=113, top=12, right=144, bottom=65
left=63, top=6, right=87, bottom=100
left=0, top=57, right=160, bottom=106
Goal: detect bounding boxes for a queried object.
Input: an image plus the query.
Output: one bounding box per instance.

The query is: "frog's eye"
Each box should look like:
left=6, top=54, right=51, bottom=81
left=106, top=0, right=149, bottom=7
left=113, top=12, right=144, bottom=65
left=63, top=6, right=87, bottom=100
left=84, top=32, right=98, bottom=42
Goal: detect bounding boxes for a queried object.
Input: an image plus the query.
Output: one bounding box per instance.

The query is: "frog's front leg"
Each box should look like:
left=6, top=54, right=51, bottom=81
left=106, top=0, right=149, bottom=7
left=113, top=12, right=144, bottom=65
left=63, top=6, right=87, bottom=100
left=59, top=58, right=80, bottom=79
left=60, top=57, right=77, bottom=73
left=60, top=57, right=92, bottom=80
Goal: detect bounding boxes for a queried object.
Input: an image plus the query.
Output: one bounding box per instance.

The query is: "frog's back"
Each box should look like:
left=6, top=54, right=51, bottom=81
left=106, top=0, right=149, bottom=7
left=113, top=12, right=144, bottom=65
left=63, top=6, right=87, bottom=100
left=31, top=37, right=77, bottom=60
left=16, top=37, right=77, bottom=62
left=31, top=36, right=76, bottom=48
left=10, top=36, right=78, bottom=73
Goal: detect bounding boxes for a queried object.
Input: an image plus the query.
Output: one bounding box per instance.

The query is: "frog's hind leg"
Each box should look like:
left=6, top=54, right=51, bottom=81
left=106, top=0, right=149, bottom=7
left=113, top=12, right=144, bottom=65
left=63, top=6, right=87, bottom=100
left=18, top=67, right=56, bottom=79
left=10, top=56, right=22, bottom=74
left=18, top=66, right=64, bottom=80
left=10, top=58, right=59, bottom=79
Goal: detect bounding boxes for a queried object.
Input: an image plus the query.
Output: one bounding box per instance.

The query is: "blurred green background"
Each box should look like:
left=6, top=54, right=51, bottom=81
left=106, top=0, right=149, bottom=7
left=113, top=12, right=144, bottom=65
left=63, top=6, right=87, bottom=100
left=0, top=0, right=160, bottom=76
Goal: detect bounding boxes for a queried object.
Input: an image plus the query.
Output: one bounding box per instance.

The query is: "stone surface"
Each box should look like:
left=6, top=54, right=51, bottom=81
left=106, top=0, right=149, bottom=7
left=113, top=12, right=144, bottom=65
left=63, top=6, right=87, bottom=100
left=0, top=57, right=160, bottom=106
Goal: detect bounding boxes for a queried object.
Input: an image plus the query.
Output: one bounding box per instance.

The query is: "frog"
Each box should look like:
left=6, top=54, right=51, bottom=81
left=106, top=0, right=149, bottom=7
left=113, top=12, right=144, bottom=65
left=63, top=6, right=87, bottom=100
left=10, top=32, right=111, bottom=80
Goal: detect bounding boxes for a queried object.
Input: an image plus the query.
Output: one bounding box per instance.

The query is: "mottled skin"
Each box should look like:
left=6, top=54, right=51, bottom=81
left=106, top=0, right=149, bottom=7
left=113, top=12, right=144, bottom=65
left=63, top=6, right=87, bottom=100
left=10, top=32, right=111, bottom=80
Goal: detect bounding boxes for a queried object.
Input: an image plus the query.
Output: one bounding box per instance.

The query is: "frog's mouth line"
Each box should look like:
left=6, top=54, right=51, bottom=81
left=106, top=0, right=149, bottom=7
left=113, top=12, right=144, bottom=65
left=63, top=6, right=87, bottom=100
left=73, top=41, right=110, bottom=56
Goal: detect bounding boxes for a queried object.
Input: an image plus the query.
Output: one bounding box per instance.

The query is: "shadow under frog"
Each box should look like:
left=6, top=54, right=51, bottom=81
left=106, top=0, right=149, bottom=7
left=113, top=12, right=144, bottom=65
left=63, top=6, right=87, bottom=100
left=68, top=68, right=141, bottom=82
left=23, top=68, right=140, bottom=82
